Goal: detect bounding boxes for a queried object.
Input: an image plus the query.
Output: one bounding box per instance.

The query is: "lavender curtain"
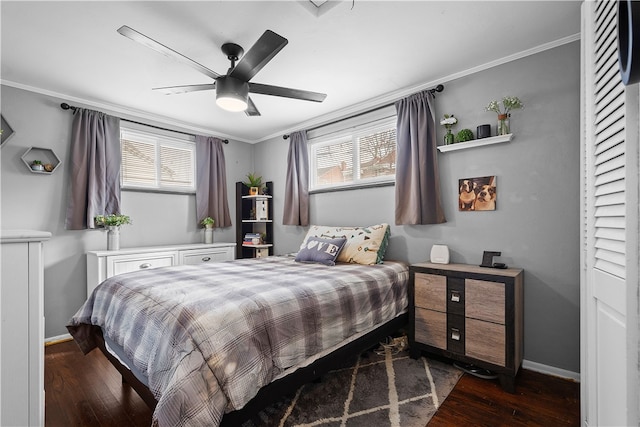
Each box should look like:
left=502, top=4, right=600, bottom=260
left=394, top=90, right=446, bottom=225
left=195, top=136, right=232, bottom=228
left=65, top=108, right=121, bottom=230
left=283, top=130, right=310, bottom=226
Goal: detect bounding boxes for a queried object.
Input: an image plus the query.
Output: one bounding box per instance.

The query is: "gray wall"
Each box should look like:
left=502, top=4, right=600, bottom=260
left=0, top=40, right=580, bottom=373
left=0, top=85, right=254, bottom=338
left=255, top=41, right=581, bottom=373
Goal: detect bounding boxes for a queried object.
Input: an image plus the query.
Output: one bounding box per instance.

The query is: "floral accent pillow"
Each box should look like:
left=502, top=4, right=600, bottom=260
left=295, top=236, right=347, bottom=266
left=300, top=223, right=390, bottom=265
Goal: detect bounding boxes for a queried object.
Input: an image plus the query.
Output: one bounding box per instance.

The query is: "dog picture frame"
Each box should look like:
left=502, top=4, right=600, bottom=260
left=458, top=175, right=496, bottom=211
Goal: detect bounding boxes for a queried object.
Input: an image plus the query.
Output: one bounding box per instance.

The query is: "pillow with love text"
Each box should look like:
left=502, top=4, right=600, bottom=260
left=295, top=236, right=347, bottom=266
left=299, top=224, right=390, bottom=265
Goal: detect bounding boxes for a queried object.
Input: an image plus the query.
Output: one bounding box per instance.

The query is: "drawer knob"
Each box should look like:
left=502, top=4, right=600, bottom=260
left=450, top=290, right=461, bottom=303
left=139, top=263, right=152, bottom=269
left=202, top=257, right=211, bottom=262
left=451, top=328, right=461, bottom=341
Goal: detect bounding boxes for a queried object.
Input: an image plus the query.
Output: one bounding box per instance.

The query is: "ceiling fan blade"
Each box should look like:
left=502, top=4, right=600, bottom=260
left=249, top=82, right=327, bottom=103
left=117, top=25, right=221, bottom=80
left=244, top=97, right=261, bottom=116
left=228, top=30, right=288, bottom=82
left=153, top=83, right=217, bottom=95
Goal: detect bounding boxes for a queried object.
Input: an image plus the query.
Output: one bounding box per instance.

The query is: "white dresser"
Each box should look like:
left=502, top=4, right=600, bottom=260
left=86, top=242, right=236, bottom=296
left=1, top=229, right=51, bottom=427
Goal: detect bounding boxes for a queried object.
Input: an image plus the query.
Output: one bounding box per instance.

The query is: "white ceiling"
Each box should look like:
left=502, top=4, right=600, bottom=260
left=1, top=1, right=581, bottom=143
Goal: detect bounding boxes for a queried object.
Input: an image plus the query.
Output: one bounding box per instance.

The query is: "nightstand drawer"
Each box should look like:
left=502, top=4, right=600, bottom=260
left=466, top=318, right=506, bottom=366
left=415, top=308, right=447, bottom=350
left=110, top=252, right=176, bottom=276
left=414, top=273, right=446, bottom=311
left=465, top=279, right=505, bottom=324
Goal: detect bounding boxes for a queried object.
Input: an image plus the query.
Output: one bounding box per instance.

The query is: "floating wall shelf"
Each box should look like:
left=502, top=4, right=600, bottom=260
left=437, top=134, right=513, bottom=153
left=0, top=115, right=15, bottom=147
left=21, top=147, right=62, bottom=174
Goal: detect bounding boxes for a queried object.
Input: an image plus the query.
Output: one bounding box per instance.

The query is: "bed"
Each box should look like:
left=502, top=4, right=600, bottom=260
left=67, top=250, right=409, bottom=426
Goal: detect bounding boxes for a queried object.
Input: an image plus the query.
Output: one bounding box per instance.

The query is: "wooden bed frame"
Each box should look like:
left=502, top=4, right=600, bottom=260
left=93, top=313, right=408, bottom=426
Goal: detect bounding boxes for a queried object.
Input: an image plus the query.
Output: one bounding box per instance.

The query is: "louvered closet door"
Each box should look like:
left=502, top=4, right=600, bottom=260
left=581, top=1, right=639, bottom=426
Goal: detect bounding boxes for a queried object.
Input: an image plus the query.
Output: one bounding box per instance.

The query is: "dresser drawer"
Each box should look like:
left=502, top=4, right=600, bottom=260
left=465, top=279, right=505, bottom=324
left=180, top=247, right=234, bottom=265
left=466, top=318, right=506, bottom=366
left=109, top=251, right=177, bottom=277
left=415, top=308, right=447, bottom=350
left=414, top=273, right=446, bottom=311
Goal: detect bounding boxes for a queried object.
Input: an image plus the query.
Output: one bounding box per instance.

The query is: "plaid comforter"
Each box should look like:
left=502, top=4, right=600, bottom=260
left=67, top=256, right=408, bottom=427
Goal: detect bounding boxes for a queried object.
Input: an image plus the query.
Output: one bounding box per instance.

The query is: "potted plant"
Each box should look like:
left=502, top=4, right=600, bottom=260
left=485, top=96, right=524, bottom=135
left=243, top=172, right=263, bottom=196
left=31, top=160, right=44, bottom=172
left=456, top=129, right=475, bottom=143
left=94, top=213, right=131, bottom=227
left=200, top=216, right=215, bottom=228
left=94, top=213, right=131, bottom=251
left=440, top=114, right=458, bottom=145
left=200, top=217, right=215, bottom=243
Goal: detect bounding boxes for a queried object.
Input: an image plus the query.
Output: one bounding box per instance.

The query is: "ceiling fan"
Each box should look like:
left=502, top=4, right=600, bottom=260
left=117, top=25, right=327, bottom=116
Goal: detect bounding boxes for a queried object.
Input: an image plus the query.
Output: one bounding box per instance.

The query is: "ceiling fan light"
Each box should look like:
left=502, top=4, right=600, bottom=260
left=216, top=76, right=249, bottom=112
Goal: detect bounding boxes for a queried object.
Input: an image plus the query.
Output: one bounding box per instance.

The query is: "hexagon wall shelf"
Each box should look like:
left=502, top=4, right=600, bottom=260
left=21, top=147, right=62, bottom=174
left=1, top=115, right=15, bottom=147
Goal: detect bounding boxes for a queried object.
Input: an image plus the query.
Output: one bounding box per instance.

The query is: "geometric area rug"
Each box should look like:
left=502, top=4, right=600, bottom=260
left=241, top=346, right=463, bottom=427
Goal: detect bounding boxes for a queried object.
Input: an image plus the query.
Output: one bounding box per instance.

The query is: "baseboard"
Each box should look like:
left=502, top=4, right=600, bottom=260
left=44, top=333, right=581, bottom=383
left=45, top=333, right=73, bottom=346
left=522, top=359, right=580, bottom=382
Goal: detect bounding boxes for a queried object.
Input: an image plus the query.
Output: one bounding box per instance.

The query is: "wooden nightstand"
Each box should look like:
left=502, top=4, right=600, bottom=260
left=409, top=262, right=524, bottom=392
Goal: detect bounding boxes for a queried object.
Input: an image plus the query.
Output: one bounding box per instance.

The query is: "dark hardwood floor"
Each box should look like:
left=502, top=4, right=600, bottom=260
left=45, top=340, right=580, bottom=426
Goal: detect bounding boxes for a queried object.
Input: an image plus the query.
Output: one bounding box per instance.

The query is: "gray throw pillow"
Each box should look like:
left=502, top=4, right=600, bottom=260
left=295, top=236, right=347, bottom=266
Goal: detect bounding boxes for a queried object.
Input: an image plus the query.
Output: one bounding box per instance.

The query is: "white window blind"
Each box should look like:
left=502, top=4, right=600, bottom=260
left=309, top=117, right=396, bottom=191
left=120, top=128, right=196, bottom=193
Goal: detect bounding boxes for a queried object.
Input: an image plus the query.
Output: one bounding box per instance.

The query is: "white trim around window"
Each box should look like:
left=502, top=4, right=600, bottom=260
left=120, top=127, right=196, bottom=193
left=308, top=115, right=397, bottom=192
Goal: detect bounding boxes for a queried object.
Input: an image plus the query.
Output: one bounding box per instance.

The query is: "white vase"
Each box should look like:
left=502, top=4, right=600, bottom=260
left=204, top=226, right=213, bottom=244
left=107, top=226, right=120, bottom=250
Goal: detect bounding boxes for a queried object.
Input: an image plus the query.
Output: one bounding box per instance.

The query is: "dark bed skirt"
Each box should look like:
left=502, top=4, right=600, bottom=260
left=91, top=313, right=408, bottom=426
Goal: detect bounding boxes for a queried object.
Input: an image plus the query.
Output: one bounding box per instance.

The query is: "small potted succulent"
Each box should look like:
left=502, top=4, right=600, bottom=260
left=243, top=172, right=263, bottom=196
left=31, top=160, right=44, bottom=172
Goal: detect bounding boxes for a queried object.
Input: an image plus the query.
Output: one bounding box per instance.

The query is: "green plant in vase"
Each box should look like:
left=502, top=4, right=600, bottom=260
left=485, top=96, right=523, bottom=136
left=200, top=216, right=215, bottom=228
left=94, top=213, right=131, bottom=227
left=94, top=213, right=131, bottom=251
left=440, top=114, right=458, bottom=145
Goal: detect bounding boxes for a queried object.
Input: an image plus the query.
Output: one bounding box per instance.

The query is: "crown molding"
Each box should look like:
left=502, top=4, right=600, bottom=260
left=2, top=32, right=580, bottom=145
left=258, top=32, right=581, bottom=143
left=0, top=79, right=251, bottom=144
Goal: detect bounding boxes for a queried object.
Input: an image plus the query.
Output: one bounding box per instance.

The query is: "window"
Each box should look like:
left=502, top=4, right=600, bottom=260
left=309, top=117, right=396, bottom=191
left=120, top=128, right=196, bottom=193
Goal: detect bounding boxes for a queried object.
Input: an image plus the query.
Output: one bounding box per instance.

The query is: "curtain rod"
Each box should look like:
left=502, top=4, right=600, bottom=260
left=282, top=84, right=444, bottom=140
left=59, top=103, right=229, bottom=144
